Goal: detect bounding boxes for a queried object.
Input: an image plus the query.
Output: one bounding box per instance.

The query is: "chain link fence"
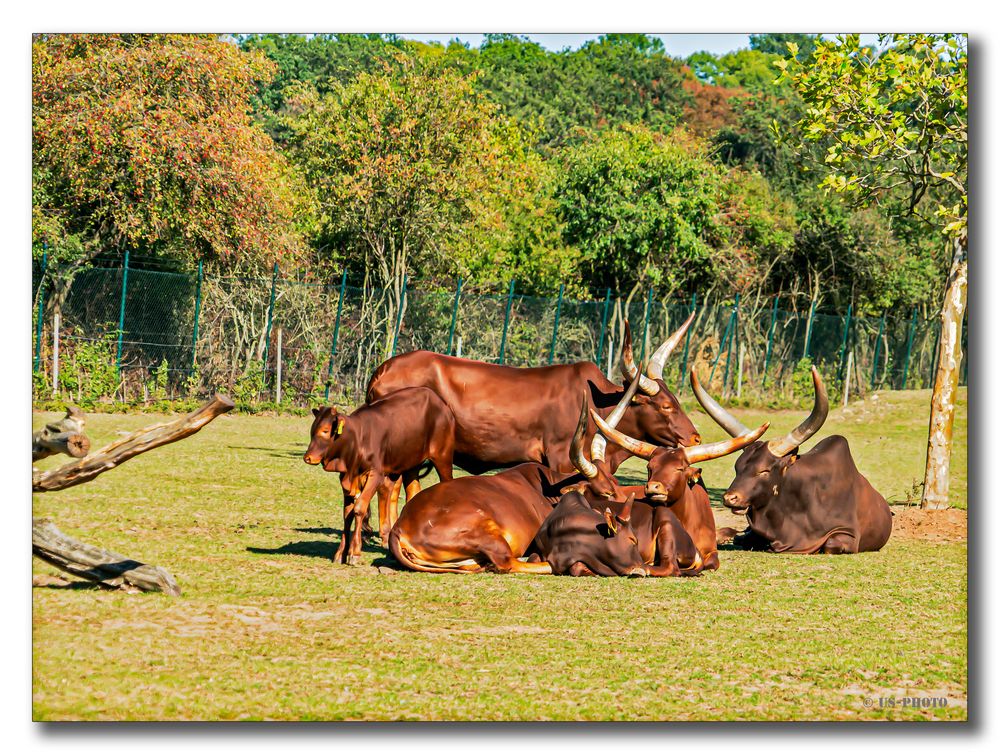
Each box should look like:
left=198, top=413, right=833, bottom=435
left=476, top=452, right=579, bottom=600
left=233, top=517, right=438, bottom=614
left=31, top=257, right=968, bottom=410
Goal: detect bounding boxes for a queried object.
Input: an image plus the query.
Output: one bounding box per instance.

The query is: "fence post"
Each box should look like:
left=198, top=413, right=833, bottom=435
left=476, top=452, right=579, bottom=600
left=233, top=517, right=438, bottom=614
left=275, top=327, right=283, bottom=405
left=802, top=299, right=816, bottom=360
left=837, top=301, right=853, bottom=385
left=595, top=288, right=612, bottom=365
left=324, top=269, right=348, bottom=402
left=606, top=335, right=614, bottom=381
left=709, top=303, right=736, bottom=385
left=870, top=312, right=886, bottom=390
left=190, top=260, right=203, bottom=373
left=34, top=249, right=47, bottom=374
left=390, top=275, right=407, bottom=357
left=640, top=286, right=654, bottom=364
left=763, top=296, right=779, bottom=377
left=498, top=280, right=515, bottom=364
left=51, top=311, right=60, bottom=398
left=548, top=283, right=565, bottom=365
left=447, top=277, right=463, bottom=356
left=723, top=294, right=740, bottom=395
left=115, top=250, right=130, bottom=383
left=737, top=343, right=745, bottom=398
left=901, top=306, right=918, bottom=389
left=678, top=292, right=697, bottom=386
left=262, top=262, right=279, bottom=375
left=843, top=351, right=854, bottom=407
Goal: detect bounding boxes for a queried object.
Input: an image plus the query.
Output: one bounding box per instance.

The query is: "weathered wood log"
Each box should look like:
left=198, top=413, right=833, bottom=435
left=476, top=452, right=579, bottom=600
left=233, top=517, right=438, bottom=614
left=32, top=405, right=91, bottom=462
left=32, top=394, right=234, bottom=493
left=32, top=517, right=181, bottom=596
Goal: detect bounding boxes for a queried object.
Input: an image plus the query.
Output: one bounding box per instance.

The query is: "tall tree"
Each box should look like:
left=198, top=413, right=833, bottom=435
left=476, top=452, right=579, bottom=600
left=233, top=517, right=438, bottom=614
left=779, top=33, right=967, bottom=509
left=33, top=33, right=305, bottom=287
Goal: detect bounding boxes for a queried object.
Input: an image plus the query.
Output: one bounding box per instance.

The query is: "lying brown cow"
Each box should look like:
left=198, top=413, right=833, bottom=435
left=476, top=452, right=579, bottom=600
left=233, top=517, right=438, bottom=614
left=367, top=314, right=701, bottom=476
left=692, top=366, right=892, bottom=554
left=305, top=387, right=456, bottom=565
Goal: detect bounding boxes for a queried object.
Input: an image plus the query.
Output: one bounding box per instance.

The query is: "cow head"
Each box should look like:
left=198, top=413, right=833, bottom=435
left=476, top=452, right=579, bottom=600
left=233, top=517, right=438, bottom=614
left=618, top=315, right=701, bottom=447
left=690, top=366, right=829, bottom=514
left=571, top=491, right=648, bottom=577
left=304, top=406, right=345, bottom=465
left=591, top=398, right=768, bottom=506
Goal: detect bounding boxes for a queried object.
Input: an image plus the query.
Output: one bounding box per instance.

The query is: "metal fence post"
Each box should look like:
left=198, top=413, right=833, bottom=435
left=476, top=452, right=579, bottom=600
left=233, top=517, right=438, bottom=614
left=190, top=260, right=203, bottom=373
left=275, top=327, right=283, bottom=405
left=870, top=312, right=886, bottom=390
left=51, top=311, right=60, bottom=398
left=390, top=275, right=407, bottom=357
left=640, top=286, right=653, bottom=364
left=262, top=262, right=278, bottom=374
left=595, top=288, right=612, bottom=365
left=115, top=250, right=130, bottom=382
left=723, top=294, right=739, bottom=394
left=548, top=283, right=565, bottom=365
left=678, top=292, right=697, bottom=386
left=837, top=302, right=853, bottom=385
left=34, top=249, right=47, bottom=374
left=447, top=277, right=463, bottom=356
left=498, top=280, right=515, bottom=364
left=763, top=296, right=779, bottom=377
left=324, top=269, right=348, bottom=402
left=802, top=299, right=816, bottom=360
left=901, top=306, right=918, bottom=389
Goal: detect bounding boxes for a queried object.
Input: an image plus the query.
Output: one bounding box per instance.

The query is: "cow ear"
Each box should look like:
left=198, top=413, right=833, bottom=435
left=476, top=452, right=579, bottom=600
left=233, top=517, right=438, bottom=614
left=311, top=407, right=320, bottom=417
left=686, top=466, right=702, bottom=483
left=787, top=454, right=798, bottom=466
left=603, top=507, right=618, bottom=535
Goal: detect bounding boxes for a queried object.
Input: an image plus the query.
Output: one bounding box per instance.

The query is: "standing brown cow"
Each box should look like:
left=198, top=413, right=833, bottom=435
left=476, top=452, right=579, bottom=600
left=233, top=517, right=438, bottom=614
left=366, top=315, right=701, bottom=476
left=304, top=387, right=456, bottom=564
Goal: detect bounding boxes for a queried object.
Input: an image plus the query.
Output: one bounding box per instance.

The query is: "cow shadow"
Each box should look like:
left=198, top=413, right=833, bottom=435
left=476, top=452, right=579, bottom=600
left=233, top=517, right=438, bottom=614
left=227, top=445, right=304, bottom=459
left=247, top=534, right=389, bottom=561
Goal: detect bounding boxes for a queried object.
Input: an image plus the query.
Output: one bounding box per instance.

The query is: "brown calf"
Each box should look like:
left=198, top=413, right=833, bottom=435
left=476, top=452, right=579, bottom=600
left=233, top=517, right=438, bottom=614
left=305, top=387, right=456, bottom=565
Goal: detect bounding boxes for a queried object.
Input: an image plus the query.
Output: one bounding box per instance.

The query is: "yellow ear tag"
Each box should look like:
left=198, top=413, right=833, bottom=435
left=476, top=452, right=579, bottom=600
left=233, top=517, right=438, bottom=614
left=335, top=418, right=345, bottom=436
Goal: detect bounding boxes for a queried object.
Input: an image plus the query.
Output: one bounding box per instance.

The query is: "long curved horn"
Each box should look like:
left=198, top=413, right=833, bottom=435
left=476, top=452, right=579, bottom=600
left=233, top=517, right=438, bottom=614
left=690, top=368, right=750, bottom=438
left=570, top=397, right=598, bottom=479
left=767, top=366, right=829, bottom=457
left=591, top=370, right=642, bottom=462
left=646, top=310, right=696, bottom=382
left=619, top=320, right=660, bottom=396
left=590, top=407, right=657, bottom=460
left=683, top=422, right=770, bottom=464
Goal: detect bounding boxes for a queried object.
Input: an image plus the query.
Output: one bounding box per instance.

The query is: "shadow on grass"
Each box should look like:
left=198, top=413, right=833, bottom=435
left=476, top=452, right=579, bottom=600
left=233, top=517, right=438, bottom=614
left=247, top=537, right=389, bottom=561
left=227, top=445, right=304, bottom=459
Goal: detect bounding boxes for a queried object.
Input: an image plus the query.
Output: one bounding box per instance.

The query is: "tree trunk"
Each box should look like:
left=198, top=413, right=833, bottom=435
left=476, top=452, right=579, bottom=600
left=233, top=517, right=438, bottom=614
left=33, top=394, right=234, bottom=493
left=920, top=235, right=968, bottom=509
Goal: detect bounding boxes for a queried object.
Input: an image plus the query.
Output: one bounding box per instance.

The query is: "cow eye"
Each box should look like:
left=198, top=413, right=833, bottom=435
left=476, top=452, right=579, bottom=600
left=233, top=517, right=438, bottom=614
left=757, top=470, right=769, bottom=476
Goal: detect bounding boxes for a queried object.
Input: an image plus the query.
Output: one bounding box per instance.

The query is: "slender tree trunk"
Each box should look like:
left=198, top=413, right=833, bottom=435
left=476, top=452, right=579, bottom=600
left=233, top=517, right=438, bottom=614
left=920, top=235, right=968, bottom=509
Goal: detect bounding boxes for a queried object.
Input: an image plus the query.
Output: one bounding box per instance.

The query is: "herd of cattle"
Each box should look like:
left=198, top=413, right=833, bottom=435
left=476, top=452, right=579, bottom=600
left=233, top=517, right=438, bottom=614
left=303, top=315, right=893, bottom=577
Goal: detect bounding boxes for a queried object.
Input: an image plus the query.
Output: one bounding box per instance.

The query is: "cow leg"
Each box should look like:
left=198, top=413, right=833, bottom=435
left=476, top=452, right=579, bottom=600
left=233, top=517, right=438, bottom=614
left=347, top=473, right=383, bottom=565
left=334, top=493, right=355, bottom=564
left=820, top=533, right=856, bottom=555
left=478, top=535, right=553, bottom=575
left=567, top=562, right=597, bottom=577
left=402, top=469, right=422, bottom=507
left=377, top=476, right=402, bottom=545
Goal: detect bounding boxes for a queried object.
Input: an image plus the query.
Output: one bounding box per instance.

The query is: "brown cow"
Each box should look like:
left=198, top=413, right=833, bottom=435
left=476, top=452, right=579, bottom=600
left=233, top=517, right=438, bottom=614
left=691, top=366, right=893, bottom=554
left=366, top=314, right=701, bottom=476
left=305, top=387, right=456, bottom=565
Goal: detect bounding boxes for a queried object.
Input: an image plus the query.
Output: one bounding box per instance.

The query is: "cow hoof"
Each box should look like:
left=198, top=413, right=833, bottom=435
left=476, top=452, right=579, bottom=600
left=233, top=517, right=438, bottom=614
left=346, top=554, right=360, bottom=566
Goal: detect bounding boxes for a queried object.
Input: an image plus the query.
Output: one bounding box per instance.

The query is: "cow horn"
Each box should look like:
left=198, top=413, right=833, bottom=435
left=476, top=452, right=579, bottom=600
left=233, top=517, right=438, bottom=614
left=682, top=422, right=770, bottom=464
left=618, top=492, right=635, bottom=523
left=690, top=368, right=750, bottom=438
left=570, top=397, right=599, bottom=480
left=620, top=320, right=660, bottom=396
left=767, top=366, right=829, bottom=457
left=646, top=310, right=696, bottom=382
left=590, top=407, right=657, bottom=460
left=591, top=369, right=642, bottom=462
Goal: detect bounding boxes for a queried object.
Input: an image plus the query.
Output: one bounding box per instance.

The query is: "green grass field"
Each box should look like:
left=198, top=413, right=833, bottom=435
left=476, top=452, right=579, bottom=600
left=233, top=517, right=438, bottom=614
left=31, top=389, right=967, bottom=721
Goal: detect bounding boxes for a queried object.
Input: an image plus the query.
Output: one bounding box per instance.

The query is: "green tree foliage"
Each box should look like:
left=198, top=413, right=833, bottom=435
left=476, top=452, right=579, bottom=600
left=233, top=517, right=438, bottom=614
left=281, top=61, right=561, bottom=291
left=749, top=33, right=819, bottom=61
left=554, top=125, right=794, bottom=296
left=32, top=33, right=305, bottom=274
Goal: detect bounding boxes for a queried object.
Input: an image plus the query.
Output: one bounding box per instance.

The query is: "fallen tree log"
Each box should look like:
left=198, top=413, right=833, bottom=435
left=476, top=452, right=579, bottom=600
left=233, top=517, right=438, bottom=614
left=32, top=405, right=90, bottom=462
left=33, top=394, right=234, bottom=493
left=32, top=517, right=182, bottom=596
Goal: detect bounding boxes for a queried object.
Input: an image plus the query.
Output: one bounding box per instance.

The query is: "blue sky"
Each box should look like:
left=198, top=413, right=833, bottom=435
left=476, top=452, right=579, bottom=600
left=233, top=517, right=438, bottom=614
left=400, top=33, right=879, bottom=59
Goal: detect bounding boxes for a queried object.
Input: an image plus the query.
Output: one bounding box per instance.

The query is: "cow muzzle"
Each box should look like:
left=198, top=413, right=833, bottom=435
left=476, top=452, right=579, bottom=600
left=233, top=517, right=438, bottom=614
left=303, top=453, right=321, bottom=465
left=723, top=491, right=749, bottom=513
left=644, top=481, right=670, bottom=502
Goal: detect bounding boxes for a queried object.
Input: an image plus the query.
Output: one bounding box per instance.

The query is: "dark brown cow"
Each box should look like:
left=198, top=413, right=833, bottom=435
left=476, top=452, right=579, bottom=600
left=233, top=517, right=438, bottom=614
left=305, top=388, right=456, bottom=564
left=692, top=366, right=893, bottom=554
left=366, top=315, right=701, bottom=476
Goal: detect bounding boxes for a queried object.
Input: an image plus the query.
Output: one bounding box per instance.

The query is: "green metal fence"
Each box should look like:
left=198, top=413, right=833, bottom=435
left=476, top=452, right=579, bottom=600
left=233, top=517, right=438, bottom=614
left=31, top=257, right=968, bottom=408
